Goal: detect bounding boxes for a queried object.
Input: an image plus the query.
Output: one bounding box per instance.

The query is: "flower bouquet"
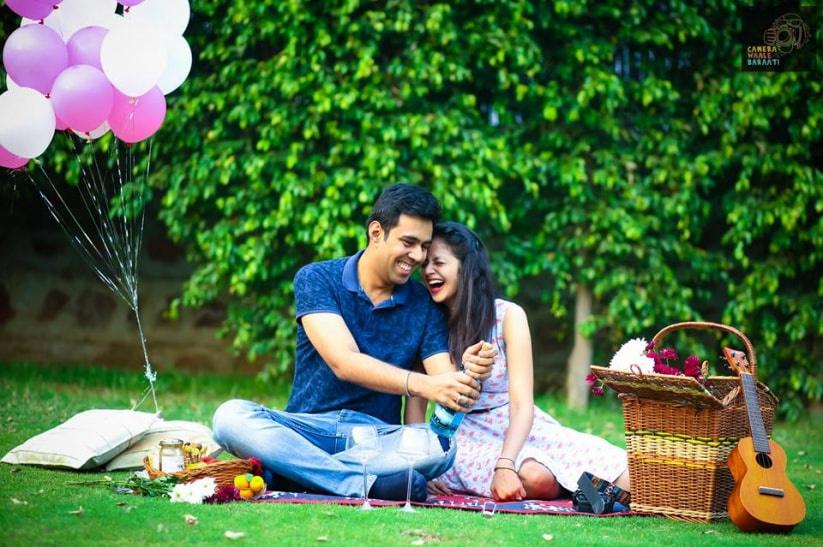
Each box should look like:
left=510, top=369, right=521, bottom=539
left=588, top=336, right=722, bottom=406
left=589, top=321, right=778, bottom=523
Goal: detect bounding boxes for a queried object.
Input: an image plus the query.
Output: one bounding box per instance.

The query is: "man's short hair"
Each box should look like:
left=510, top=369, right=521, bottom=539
left=366, top=184, right=441, bottom=237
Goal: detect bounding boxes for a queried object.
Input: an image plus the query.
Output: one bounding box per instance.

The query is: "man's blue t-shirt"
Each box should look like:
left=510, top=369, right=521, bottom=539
left=285, top=250, right=449, bottom=424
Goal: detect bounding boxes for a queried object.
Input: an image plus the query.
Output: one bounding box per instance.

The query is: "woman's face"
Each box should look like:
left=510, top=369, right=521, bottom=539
left=423, top=238, right=461, bottom=308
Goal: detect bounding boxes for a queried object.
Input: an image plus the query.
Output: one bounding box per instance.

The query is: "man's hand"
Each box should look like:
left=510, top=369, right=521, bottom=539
left=412, top=370, right=482, bottom=412
left=462, top=340, right=497, bottom=381
left=490, top=468, right=527, bottom=501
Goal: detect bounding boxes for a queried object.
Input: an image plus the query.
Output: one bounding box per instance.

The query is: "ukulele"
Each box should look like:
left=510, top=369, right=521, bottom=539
left=724, top=347, right=806, bottom=533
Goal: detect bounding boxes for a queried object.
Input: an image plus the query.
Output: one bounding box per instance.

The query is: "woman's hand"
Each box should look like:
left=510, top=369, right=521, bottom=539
left=490, top=468, right=527, bottom=501
left=462, top=341, right=497, bottom=381
left=427, top=479, right=453, bottom=496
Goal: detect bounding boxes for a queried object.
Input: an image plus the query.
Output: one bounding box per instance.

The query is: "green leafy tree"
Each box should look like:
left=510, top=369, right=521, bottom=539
left=2, top=1, right=819, bottom=416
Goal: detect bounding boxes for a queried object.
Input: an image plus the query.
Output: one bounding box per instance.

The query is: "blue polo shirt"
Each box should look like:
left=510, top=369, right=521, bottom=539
left=285, top=250, right=449, bottom=424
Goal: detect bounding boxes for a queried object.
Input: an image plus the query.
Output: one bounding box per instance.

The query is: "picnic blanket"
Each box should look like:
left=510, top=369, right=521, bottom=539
left=254, top=491, right=631, bottom=516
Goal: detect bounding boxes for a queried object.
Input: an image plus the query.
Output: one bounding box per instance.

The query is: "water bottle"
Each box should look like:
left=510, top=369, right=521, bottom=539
left=429, top=402, right=465, bottom=438
left=429, top=342, right=492, bottom=438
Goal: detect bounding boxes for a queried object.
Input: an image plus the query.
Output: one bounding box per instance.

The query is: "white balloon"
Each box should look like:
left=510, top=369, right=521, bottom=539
left=125, top=0, right=189, bottom=36
left=157, top=34, right=191, bottom=95
left=105, top=13, right=125, bottom=32
left=0, top=87, right=56, bottom=158
left=101, top=21, right=168, bottom=97
left=23, top=0, right=118, bottom=40
left=72, top=121, right=110, bottom=140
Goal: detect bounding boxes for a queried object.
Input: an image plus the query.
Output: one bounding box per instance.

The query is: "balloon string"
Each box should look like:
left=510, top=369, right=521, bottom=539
left=132, top=304, right=159, bottom=415
left=26, top=135, right=159, bottom=414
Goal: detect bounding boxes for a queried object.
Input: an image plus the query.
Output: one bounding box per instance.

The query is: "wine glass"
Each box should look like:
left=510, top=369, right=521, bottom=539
left=346, top=425, right=381, bottom=511
left=396, top=427, right=430, bottom=513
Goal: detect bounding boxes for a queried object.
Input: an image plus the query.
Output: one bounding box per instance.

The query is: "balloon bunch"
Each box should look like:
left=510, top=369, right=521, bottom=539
left=0, top=0, right=193, bottom=415
left=0, top=0, right=192, bottom=168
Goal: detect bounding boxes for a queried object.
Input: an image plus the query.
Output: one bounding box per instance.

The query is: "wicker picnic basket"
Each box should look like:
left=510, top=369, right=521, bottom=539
left=143, top=455, right=253, bottom=487
left=591, top=321, right=779, bottom=523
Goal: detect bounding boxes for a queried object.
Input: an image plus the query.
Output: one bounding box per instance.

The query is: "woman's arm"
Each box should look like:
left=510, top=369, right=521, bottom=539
left=490, top=303, right=535, bottom=501
left=403, top=395, right=428, bottom=424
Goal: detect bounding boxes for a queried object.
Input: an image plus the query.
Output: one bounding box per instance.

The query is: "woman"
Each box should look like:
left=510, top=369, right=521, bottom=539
left=412, top=222, right=629, bottom=501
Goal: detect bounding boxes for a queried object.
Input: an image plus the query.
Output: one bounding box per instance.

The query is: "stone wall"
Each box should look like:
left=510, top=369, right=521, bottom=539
left=0, top=196, right=259, bottom=376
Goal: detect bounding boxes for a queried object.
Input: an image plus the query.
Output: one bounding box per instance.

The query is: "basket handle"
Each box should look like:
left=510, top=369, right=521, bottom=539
left=650, top=321, right=757, bottom=377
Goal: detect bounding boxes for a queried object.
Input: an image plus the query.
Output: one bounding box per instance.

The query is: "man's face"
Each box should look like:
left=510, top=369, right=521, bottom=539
left=369, top=214, right=433, bottom=285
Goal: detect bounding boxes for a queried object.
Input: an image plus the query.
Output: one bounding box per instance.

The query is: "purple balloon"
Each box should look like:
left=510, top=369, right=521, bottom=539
left=119, top=0, right=146, bottom=6
left=2, top=25, right=68, bottom=95
left=50, top=65, right=114, bottom=133
left=5, top=0, right=56, bottom=20
left=109, top=86, right=166, bottom=144
left=67, top=26, right=108, bottom=70
left=0, top=144, right=28, bottom=169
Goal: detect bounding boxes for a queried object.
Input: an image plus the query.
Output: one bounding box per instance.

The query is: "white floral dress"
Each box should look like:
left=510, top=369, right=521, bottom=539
left=437, top=299, right=627, bottom=496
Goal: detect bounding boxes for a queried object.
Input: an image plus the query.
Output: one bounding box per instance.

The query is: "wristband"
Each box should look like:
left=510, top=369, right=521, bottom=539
left=494, top=466, right=517, bottom=473
left=403, top=371, right=413, bottom=398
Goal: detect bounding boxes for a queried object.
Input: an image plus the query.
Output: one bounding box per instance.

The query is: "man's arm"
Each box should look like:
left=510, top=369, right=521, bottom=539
left=415, top=343, right=496, bottom=410
left=301, top=312, right=484, bottom=412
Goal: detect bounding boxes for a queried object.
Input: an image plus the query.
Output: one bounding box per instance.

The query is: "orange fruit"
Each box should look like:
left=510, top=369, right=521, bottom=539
left=249, top=476, right=265, bottom=493
left=234, top=474, right=250, bottom=489
left=239, top=488, right=254, bottom=500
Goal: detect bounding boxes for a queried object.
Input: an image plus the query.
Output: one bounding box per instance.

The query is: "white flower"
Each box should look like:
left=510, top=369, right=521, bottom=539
left=609, top=338, right=655, bottom=374
left=169, top=486, right=187, bottom=503
left=193, top=477, right=217, bottom=498
left=169, top=478, right=217, bottom=504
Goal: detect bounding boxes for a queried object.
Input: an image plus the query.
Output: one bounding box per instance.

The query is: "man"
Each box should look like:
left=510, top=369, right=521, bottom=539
left=213, top=184, right=495, bottom=501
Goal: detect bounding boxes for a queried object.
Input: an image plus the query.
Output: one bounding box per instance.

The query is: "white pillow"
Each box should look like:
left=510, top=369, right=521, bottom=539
left=105, top=419, right=222, bottom=471
left=1, top=409, right=158, bottom=470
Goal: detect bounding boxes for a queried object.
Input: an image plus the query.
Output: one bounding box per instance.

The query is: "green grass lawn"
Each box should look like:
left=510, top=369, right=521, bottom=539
left=0, top=362, right=820, bottom=546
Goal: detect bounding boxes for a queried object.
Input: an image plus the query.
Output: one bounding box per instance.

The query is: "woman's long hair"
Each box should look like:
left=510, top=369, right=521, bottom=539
left=432, top=222, right=498, bottom=368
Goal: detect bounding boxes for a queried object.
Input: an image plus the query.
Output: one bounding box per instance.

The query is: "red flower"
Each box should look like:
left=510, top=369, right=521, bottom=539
left=654, top=362, right=681, bottom=375
left=683, top=355, right=702, bottom=378
left=591, top=386, right=605, bottom=397
left=659, top=347, right=679, bottom=361
left=585, top=373, right=597, bottom=386
left=204, top=485, right=241, bottom=504
left=248, top=457, right=264, bottom=476
left=641, top=338, right=708, bottom=386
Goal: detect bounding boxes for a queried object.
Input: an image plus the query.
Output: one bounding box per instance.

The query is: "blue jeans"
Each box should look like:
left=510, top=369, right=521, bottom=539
left=212, top=399, right=456, bottom=498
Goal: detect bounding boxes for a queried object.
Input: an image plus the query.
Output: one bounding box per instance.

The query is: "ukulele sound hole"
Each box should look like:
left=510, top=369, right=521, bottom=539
left=756, top=453, right=773, bottom=469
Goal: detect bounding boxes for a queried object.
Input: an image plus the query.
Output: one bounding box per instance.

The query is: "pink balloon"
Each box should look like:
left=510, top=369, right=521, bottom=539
left=0, top=144, right=28, bottom=169
left=67, top=26, right=108, bottom=70
left=50, top=65, right=114, bottom=133
left=119, top=0, right=145, bottom=6
left=55, top=114, right=69, bottom=131
left=108, top=86, right=166, bottom=144
left=5, top=0, right=56, bottom=20
left=2, top=25, right=68, bottom=95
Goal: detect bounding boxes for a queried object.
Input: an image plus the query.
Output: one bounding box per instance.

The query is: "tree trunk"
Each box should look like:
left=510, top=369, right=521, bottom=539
left=565, top=284, right=593, bottom=410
